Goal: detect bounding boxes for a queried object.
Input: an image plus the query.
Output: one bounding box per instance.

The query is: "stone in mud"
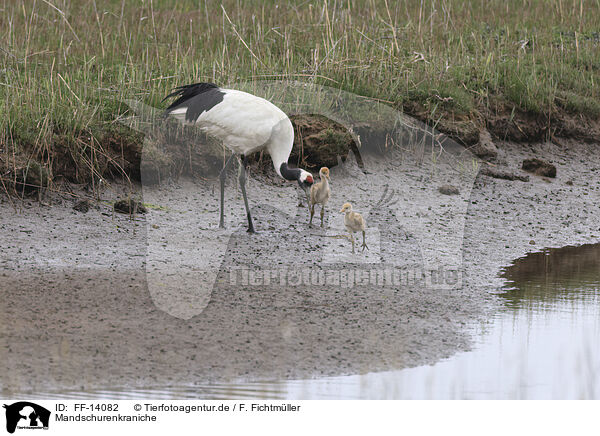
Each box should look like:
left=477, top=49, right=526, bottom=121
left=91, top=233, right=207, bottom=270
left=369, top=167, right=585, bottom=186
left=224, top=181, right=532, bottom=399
left=244, top=114, right=359, bottom=172
left=438, top=184, right=460, bottom=195
left=114, top=199, right=147, bottom=214
left=289, top=115, right=356, bottom=170
left=522, top=158, right=556, bottom=178
left=471, top=129, right=498, bottom=160
left=480, top=167, right=529, bottom=182
left=73, top=200, right=90, bottom=213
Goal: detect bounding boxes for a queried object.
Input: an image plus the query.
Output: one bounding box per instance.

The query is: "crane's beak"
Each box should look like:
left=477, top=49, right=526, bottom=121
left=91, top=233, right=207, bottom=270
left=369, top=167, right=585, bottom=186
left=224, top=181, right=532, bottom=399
left=297, top=181, right=310, bottom=206
left=298, top=172, right=313, bottom=205
left=299, top=174, right=313, bottom=193
left=301, top=184, right=311, bottom=201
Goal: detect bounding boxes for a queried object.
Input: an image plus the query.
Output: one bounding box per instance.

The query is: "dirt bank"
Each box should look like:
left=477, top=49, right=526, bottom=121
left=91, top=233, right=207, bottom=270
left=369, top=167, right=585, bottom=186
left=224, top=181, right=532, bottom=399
left=1, top=138, right=599, bottom=397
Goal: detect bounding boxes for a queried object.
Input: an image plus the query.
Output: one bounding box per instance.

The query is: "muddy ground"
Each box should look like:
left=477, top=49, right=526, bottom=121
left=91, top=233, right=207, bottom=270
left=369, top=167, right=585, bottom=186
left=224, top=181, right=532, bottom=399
left=1, top=139, right=599, bottom=397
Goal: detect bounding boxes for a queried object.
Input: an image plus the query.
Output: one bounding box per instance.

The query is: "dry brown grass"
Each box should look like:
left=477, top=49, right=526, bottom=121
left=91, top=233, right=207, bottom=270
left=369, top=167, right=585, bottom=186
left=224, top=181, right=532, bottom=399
left=1, top=0, right=600, bottom=193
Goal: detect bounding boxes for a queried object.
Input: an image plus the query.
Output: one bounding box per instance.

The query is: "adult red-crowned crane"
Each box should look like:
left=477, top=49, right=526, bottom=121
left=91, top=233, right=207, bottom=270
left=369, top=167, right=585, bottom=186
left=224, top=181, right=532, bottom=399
left=163, top=83, right=314, bottom=233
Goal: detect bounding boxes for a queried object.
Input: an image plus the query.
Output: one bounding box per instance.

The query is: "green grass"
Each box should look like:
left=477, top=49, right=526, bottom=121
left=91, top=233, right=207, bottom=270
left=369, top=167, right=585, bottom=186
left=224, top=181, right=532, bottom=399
left=1, top=0, right=600, bottom=189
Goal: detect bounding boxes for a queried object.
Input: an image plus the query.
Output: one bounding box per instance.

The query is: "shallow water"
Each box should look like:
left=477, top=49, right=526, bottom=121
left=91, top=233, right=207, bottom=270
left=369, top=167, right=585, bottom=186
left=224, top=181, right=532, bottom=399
left=21, top=243, right=600, bottom=400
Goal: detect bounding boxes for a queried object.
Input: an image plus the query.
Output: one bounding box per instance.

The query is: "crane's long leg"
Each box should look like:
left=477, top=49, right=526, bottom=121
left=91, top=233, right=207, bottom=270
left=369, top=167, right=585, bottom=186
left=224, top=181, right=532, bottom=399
left=238, top=155, right=255, bottom=233
left=309, top=203, right=315, bottom=226
left=219, top=153, right=236, bottom=228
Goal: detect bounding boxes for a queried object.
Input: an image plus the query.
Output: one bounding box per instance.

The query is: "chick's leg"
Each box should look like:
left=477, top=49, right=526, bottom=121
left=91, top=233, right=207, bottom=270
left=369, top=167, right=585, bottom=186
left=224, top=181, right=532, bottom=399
left=361, top=230, right=369, bottom=251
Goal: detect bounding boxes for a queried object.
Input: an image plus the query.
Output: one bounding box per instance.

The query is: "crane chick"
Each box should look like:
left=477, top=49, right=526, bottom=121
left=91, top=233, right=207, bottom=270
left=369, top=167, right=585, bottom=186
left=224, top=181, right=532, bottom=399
left=340, top=202, right=368, bottom=253
left=309, top=167, right=331, bottom=227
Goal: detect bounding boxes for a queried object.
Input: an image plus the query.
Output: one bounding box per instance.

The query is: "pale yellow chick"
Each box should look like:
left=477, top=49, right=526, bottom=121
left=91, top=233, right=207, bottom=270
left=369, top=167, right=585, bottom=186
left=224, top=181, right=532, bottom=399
left=309, top=167, right=331, bottom=227
left=340, top=202, right=368, bottom=253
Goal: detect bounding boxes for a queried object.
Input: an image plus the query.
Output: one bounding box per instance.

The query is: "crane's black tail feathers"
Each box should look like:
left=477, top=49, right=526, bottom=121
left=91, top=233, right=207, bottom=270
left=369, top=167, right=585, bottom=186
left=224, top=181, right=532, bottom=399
left=162, top=82, right=224, bottom=121
left=163, top=82, right=220, bottom=109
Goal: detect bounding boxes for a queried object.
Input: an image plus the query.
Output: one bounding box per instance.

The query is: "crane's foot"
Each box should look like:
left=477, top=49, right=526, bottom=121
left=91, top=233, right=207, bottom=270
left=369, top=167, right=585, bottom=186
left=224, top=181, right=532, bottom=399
left=361, top=242, right=369, bottom=252
left=245, top=211, right=257, bottom=233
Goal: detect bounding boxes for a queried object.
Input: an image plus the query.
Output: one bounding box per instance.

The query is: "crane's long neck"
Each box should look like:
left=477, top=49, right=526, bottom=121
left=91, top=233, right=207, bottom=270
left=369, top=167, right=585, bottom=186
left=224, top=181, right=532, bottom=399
left=280, top=162, right=301, bottom=181
left=268, top=117, right=295, bottom=179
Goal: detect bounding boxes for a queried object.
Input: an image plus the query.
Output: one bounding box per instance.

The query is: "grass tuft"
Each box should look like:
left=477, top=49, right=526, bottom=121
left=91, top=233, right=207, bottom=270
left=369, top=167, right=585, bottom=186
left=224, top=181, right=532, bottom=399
left=1, top=0, right=599, bottom=189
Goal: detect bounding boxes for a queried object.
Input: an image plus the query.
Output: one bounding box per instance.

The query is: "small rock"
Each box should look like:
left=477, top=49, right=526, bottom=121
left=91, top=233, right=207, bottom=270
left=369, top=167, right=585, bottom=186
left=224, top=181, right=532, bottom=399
left=73, top=200, right=90, bottom=213
left=438, top=184, right=460, bottom=195
left=529, top=240, right=536, bottom=245
left=566, top=180, right=574, bottom=186
left=472, top=129, right=498, bottom=160
left=480, top=167, right=530, bottom=182
left=522, top=158, right=556, bottom=178
left=114, top=199, right=147, bottom=214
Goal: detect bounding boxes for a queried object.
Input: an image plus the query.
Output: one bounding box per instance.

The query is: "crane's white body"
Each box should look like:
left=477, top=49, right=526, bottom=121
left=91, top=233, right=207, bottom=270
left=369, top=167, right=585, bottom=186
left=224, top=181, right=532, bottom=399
left=168, top=89, right=294, bottom=177
left=164, top=83, right=313, bottom=232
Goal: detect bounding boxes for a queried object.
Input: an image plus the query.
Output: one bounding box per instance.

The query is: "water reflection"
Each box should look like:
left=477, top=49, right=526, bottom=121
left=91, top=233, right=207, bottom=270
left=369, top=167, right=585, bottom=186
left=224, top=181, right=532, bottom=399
left=502, top=243, right=600, bottom=308
left=11, top=244, right=600, bottom=400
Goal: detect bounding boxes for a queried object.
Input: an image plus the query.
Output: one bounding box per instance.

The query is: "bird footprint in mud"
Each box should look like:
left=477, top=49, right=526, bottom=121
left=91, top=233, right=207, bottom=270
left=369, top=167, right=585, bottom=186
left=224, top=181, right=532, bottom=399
left=364, top=184, right=423, bottom=267
left=369, top=184, right=399, bottom=216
